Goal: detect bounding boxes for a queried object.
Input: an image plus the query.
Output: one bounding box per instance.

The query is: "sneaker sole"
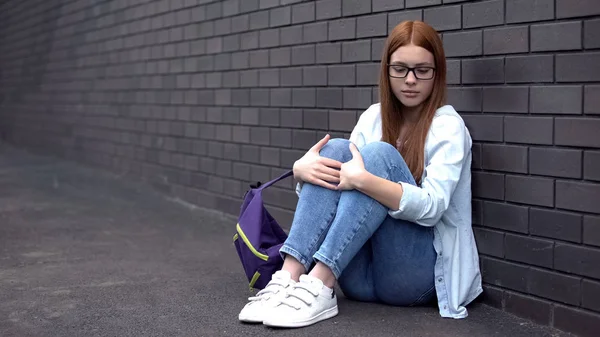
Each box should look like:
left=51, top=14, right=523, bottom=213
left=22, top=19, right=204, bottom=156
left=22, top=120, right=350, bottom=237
left=263, top=305, right=339, bottom=328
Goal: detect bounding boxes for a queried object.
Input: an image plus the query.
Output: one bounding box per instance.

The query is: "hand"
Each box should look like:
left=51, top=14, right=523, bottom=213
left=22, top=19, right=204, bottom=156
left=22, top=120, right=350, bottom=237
left=337, top=143, right=367, bottom=191
left=293, top=134, right=343, bottom=190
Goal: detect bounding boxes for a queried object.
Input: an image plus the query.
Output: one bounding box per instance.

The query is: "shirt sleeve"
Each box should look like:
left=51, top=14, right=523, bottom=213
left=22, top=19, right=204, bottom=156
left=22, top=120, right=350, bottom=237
left=387, top=114, right=470, bottom=227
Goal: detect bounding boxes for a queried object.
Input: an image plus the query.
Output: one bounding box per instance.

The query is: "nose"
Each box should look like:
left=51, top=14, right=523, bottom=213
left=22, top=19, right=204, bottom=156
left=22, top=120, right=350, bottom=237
left=404, top=70, right=417, bottom=84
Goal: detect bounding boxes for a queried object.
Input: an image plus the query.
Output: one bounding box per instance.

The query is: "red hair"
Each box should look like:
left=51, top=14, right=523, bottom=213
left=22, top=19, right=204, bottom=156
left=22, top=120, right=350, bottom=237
left=379, top=21, right=447, bottom=184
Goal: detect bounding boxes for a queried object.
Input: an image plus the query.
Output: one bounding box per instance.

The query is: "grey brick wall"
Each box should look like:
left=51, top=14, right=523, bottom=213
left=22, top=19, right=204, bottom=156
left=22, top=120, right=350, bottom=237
left=0, top=0, right=599, bottom=335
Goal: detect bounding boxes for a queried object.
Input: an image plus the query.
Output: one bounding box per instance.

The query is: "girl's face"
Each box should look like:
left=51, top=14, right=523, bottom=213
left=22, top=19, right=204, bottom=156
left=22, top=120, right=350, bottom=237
left=388, top=43, right=436, bottom=110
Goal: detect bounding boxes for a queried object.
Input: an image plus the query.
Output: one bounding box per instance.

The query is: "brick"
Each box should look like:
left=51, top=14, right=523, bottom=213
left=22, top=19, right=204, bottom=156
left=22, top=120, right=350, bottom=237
left=554, top=243, right=600, bottom=278
left=292, top=129, right=318, bottom=150
left=303, top=109, right=329, bottom=130
left=372, top=38, right=386, bottom=60
left=260, top=0, right=278, bottom=9
left=249, top=11, right=269, bottom=30
left=259, top=28, right=280, bottom=48
left=406, top=0, right=441, bottom=8
left=215, top=18, right=232, bottom=35
left=232, top=89, right=250, bottom=106
left=356, top=63, right=380, bottom=85
left=530, top=208, right=582, bottom=243
left=484, top=26, right=529, bottom=55
left=329, top=110, right=357, bottom=132
left=473, top=227, right=504, bottom=258
left=316, top=42, right=341, bottom=63
left=584, top=151, right=600, bottom=181
left=446, top=60, right=460, bottom=85
left=250, top=89, right=270, bottom=106
left=504, top=292, right=551, bottom=326
left=271, top=128, right=292, bottom=148
left=280, top=108, right=303, bottom=128
left=530, top=147, right=582, bottom=179
left=506, top=55, right=554, bottom=83
left=292, top=2, right=314, bottom=24
left=342, top=40, right=371, bottom=63
left=250, top=50, right=269, bottom=68
left=483, top=87, right=528, bottom=113
left=554, top=305, right=600, bottom=337
left=556, top=180, right=600, bottom=214
left=557, top=0, right=600, bottom=18
left=504, top=233, right=554, bottom=268
left=531, top=22, right=582, bottom=52
left=481, top=257, right=528, bottom=292
left=316, top=88, right=343, bottom=108
left=424, top=5, right=461, bottom=31
left=291, top=45, right=315, bottom=65
left=280, top=68, right=302, bottom=87
left=462, top=115, right=503, bottom=142
left=462, top=58, right=504, bottom=84
left=329, top=18, right=356, bottom=41
left=555, top=118, right=600, bottom=148
left=481, top=285, right=504, bottom=310
left=303, top=22, right=328, bottom=43
left=292, top=88, right=316, bottom=108
left=343, top=0, right=371, bottom=16
left=531, top=86, right=583, bottom=114
left=206, top=2, right=223, bottom=20
left=557, top=52, right=600, bottom=82
left=316, top=0, right=342, bottom=20
left=270, top=6, right=291, bottom=27
left=259, top=108, right=280, bottom=126
left=472, top=172, right=504, bottom=200
left=270, top=88, right=292, bottom=106
left=584, top=85, right=600, bottom=114
left=484, top=201, right=529, bottom=233
left=463, top=0, right=503, bottom=29
left=447, top=87, right=482, bottom=112
left=357, top=14, right=387, bottom=38
left=303, top=66, right=328, bottom=86
left=388, top=10, right=423, bottom=33
left=585, top=19, right=600, bottom=49
left=328, top=65, right=355, bottom=85
left=270, top=47, right=291, bottom=67
left=241, top=0, right=259, bottom=12
left=582, top=279, right=600, bottom=312
left=373, top=0, right=405, bottom=12
left=281, top=148, right=305, bottom=167
left=240, top=70, right=258, bottom=87
left=472, top=144, right=482, bottom=170
left=472, top=199, right=483, bottom=225
left=481, top=144, right=527, bottom=173
left=506, top=0, right=554, bottom=23
left=343, top=88, right=372, bottom=110
left=240, top=31, right=258, bottom=50
left=280, top=26, right=303, bottom=46
left=223, top=71, right=240, bottom=87
left=259, top=69, right=279, bottom=87
left=250, top=126, right=270, bottom=145
left=506, top=175, right=554, bottom=207
left=260, top=147, right=279, bottom=166
left=223, top=0, right=240, bottom=16
left=584, top=216, right=600, bottom=247
left=504, top=116, right=553, bottom=145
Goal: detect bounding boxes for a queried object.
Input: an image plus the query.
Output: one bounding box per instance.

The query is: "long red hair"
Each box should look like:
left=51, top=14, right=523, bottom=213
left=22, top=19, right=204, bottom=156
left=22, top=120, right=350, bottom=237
left=379, top=21, right=447, bottom=184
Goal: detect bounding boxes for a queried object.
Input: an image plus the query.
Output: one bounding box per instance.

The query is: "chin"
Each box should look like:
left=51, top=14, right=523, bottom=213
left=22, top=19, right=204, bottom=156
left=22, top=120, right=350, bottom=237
left=398, top=98, right=424, bottom=108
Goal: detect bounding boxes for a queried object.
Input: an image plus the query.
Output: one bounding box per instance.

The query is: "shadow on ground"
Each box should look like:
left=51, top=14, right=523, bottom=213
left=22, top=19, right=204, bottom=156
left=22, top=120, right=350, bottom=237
left=0, top=143, right=573, bottom=337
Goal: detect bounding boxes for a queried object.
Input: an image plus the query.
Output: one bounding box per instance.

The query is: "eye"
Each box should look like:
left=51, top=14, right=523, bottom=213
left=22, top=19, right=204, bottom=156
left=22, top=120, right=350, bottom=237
left=416, top=67, right=432, bottom=74
left=392, top=66, right=407, bottom=72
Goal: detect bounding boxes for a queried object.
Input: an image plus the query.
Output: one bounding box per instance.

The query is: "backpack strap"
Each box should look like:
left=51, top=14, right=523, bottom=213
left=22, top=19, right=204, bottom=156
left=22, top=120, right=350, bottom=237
left=255, top=169, right=294, bottom=191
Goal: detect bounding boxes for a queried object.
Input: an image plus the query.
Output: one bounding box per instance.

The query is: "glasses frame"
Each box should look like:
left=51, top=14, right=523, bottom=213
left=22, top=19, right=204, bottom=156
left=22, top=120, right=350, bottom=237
left=388, top=65, right=436, bottom=80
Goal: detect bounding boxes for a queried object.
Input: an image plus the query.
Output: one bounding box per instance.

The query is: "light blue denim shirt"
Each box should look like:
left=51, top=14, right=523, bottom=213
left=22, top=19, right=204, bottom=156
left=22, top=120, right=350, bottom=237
left=297, top=103, right=482, bottom=319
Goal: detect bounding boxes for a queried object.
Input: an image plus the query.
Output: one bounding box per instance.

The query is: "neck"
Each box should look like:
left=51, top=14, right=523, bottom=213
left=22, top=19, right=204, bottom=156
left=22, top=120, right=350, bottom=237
left=402, top=105, right=421, bottom=124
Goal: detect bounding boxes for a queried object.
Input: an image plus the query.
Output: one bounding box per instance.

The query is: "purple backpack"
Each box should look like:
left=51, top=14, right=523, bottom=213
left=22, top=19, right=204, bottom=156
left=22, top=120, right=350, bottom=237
left=233, top=170, right=293, bottom=290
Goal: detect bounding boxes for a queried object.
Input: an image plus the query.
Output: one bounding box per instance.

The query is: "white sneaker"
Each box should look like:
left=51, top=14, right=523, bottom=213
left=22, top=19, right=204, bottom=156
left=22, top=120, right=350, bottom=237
left=263, top=274, right=338, bottom=328
left=238, top=270, right=295, bottom=323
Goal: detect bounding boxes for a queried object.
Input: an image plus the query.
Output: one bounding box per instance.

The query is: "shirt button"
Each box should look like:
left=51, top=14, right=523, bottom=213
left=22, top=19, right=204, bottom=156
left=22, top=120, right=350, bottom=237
left=438, top=277, right=443, bottom=282
left=444, top=305, right=447, bottom=310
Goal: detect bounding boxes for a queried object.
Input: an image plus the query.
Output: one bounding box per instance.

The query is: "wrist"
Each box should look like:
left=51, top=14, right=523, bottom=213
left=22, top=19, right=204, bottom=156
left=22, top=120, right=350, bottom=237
left=354, top=170, right=371, bottom=190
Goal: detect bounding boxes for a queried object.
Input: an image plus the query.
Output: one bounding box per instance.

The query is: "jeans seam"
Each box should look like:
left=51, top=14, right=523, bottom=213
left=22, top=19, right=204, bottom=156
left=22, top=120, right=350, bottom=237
left=409, top=284, right=436, bottom=307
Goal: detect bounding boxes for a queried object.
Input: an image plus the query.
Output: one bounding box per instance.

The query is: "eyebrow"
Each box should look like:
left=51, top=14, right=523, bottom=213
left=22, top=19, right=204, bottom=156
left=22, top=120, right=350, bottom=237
left=390, top=61, right=434, bottom=66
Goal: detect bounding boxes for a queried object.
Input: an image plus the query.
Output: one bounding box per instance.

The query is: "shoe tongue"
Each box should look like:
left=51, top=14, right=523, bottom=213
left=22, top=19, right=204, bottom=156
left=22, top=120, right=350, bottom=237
left=272, top=270, right=292, bottom=282
left=299, top=274, right=324, bottom=289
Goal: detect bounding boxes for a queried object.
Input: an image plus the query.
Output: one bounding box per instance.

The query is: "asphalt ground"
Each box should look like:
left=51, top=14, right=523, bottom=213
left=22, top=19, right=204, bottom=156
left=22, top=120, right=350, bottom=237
left=0, top=142, right=574, bottom=337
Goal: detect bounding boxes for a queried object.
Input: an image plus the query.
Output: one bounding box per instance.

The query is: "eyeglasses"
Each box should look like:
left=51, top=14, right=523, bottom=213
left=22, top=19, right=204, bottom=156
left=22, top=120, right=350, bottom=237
left=388, top=65, right=436, bottom=80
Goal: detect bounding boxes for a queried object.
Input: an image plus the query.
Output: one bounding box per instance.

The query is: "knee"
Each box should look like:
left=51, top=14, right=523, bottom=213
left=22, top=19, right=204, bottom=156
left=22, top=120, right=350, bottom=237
left=360, top=141, right=406, bottom=168
left=319, top=138, right=352, bottom=161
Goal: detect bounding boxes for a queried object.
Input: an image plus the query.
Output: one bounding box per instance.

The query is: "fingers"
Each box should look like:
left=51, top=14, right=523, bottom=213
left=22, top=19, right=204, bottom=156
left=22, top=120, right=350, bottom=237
left=310, top=134, right=330, bottom=152
left=317, top=165, right=341, bottom=179
left=309, top=177, right=338, bottom=190
left=316, top=171, right=340, bottom=183
left=318, top=157, right=343, bottom=169
left=349, top=143, right=361, bottom=158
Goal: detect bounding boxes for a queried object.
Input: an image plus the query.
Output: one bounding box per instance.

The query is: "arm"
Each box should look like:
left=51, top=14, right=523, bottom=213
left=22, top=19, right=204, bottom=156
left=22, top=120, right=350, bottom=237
left=353, top=172, right=405, bottom=211
left=387, top=115, right=470, bottom=227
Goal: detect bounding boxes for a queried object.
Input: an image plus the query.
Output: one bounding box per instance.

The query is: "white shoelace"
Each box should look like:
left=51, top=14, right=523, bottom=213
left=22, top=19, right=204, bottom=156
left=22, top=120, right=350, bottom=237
left=279, top=282, right=320, bottom=310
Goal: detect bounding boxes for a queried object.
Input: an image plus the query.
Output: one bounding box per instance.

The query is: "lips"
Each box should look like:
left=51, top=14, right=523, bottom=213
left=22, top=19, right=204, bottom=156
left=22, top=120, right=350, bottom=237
left=402, top=90, right=419, bottom=94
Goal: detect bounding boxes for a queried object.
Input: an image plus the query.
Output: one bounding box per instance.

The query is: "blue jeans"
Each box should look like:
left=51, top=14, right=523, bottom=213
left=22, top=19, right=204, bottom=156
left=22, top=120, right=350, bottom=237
left=280, top=138, right=436, bottom=306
